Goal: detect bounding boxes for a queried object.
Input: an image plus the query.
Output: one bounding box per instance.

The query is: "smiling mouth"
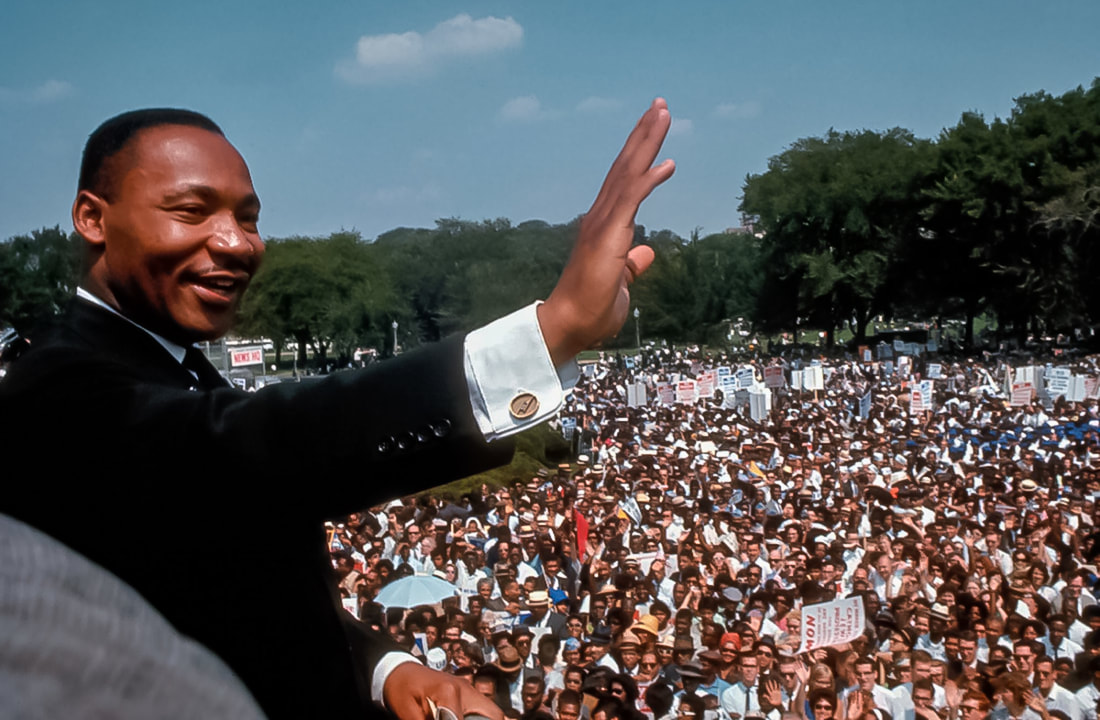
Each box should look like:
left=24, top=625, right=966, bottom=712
left=189, top=273, right=249, bottom=304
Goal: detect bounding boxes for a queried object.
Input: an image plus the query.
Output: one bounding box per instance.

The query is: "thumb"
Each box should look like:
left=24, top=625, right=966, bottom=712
left=626, top=245, right=655, bottom=283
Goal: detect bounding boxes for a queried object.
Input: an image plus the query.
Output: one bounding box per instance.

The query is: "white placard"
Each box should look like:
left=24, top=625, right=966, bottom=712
left=764, top=366, right=785, bottom=389
left=798, top=596, right=866, bottom=653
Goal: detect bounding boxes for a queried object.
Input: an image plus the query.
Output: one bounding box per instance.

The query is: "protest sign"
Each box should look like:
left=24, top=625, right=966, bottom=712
left=749, top=388, right=771, bottom=422
left=1048, top=367, right=1072, bottom=398
left=1010, top=383, right=1033, bottom=407
left=560, top=416, right=577, bottom=441
left=676, top=380, right=696, bottom=404
left=764, top=366, right=785, bottom=389
left=798, top=596, right=866, bottom=653
left=918, top=380, right=933, bottom=410
left=877, top=342, right=893, bottom=359
left=893, top=339, right=905, bottom=353
left=790, top=370, right=803, bottom=392
left=1070, top=375, right=1088, bottom=403
left=859, top=391, right=872, bottom=420
left=858, top=346, right=871, bottom=363
left=927, top=363, right=942, bottom=379
left=697, top=371, right=716, bottom=398
left=720, top=374, right=738, bottom=395
left=909, top=389, right=924, bottom=414
left=736, top=367, right=755, bottom=390
left=1087, top=376, right=1100, bottom=400
left=1014, top=366, right=1036, bottom=388
left=804, top=366, right=824, bottom=391
left=626, top=381, right=648, bottom=407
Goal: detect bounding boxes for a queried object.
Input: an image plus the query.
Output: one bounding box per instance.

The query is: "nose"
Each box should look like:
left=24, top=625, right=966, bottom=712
left=208, top=212, right=264, bottom=265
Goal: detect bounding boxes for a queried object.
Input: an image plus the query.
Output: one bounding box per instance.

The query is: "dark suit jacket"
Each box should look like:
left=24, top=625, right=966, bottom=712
left=0, top=299, right=515, bottom=718
left=520, top=610, right=569, bottom=638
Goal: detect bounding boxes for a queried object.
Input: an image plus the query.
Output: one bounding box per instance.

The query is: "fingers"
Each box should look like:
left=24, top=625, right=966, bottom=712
left=385, top=664, right=503, bottom=720
left=607, top=98, right=670, bottom=184
left=590, top=99, right=675, bottom=225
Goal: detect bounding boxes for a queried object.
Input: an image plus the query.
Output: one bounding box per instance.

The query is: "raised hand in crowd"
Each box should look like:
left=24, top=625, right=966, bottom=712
left=845, top=689, right=868, bottom=720
left=759, top=676, right=783, bottom=713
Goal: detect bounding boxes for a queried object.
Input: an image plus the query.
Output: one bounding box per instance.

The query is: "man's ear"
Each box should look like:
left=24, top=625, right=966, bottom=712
left=72, top=190, right=108, bottom=246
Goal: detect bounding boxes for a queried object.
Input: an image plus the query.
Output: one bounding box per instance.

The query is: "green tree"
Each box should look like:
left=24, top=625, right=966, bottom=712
left=632, top=229, right=762, bottom=345
left=237, top=231, right=397, bottom=368
left=741, top=128, right=932, bottom=343
left=0, top=226, right=81, bottom=333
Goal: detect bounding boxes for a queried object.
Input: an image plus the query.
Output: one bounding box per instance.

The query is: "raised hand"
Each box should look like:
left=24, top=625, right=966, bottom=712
left=538, top=99, right=676, bottom=366
left=760, top=677, right=783, bottom=710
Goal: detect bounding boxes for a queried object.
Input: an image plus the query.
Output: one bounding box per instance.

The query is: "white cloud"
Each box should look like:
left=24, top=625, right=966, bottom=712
left=337, top=14, right=522, bottom=84
left=576, top=96, right=621, bottom=114
left=499, top=95, right=543, bottom=123
left=713, top=100, right=762, bottom=120
left=669, top=117, right=694, bottom=137
left=429, top=14, right=523, bottom=56
left=0, top=79, right=74, bottom=105
left=30, top=79, right=73, bottom=103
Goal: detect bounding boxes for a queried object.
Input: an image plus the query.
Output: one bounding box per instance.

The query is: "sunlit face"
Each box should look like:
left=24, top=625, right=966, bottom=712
left=79, top=125, right=263, bottom=344
left=559, top=703, right=581, bottom=720
left=855, top=662, right=876, bottom=692
left=912, top=688, right=933, bottom=708
left=740, top=656, right=759, bottom=686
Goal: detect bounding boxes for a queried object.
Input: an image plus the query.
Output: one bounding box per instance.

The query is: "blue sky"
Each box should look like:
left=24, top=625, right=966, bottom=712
left=2, top=1, right=1098, bottom=243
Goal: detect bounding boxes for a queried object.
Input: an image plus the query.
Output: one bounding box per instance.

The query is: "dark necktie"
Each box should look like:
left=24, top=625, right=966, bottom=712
left=183, top=347, right=228, bottom=390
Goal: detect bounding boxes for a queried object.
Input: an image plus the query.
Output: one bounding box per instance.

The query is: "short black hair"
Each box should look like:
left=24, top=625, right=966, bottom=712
left=78, top=108, right=223, bottom=199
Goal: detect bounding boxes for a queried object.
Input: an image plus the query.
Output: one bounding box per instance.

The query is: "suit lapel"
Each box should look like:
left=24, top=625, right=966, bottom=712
left=62, top=299, right=206, bottom=390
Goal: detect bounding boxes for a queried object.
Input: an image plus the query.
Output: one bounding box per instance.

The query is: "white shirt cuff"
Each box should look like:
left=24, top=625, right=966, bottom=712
left=464, top=302, right=579, bottom=441
left=371, top=651, right=420, bottom=705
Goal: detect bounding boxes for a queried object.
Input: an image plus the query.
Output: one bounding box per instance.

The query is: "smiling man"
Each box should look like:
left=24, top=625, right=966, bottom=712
left=1, top=102, right=674, bottom=719
left=75, top=116, right=263, bottom=343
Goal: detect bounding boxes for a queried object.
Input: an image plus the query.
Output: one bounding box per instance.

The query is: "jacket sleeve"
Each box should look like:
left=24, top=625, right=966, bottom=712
left=4, top=331, right=514, bottom=522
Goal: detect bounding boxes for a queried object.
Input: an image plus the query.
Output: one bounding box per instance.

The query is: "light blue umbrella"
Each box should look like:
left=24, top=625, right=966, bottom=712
left=373, top=574, right=458, bottom=609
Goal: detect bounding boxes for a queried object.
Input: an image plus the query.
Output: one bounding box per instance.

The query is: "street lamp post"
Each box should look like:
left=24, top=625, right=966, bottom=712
left=392, top=320, right=398, bottom=355
left=633, top=307, right=641, bottom=350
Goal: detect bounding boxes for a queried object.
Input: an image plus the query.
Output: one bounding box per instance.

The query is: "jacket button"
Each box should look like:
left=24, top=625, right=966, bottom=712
left=432, top=419, right=452, bottom=438
left=377, top=436, right=396, bottom=454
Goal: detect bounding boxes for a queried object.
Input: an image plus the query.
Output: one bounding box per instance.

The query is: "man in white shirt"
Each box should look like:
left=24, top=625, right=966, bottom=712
left=1034, top=656, right=1081, bottom=720
left=840, top=656, right=905, bottom=720
left=720, top=650, right=765, bottom=717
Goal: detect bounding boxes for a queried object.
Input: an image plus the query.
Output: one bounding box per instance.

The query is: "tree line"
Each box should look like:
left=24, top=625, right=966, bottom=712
left=3, top=78, right=1098, bottom=364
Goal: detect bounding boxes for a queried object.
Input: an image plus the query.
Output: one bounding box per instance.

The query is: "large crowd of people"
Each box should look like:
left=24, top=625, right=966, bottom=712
left=329, top=345, right=1100, bottom=720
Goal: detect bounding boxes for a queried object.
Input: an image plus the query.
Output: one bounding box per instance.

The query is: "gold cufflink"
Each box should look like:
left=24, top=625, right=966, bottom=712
left=510, top=392, right=539, bottom=420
